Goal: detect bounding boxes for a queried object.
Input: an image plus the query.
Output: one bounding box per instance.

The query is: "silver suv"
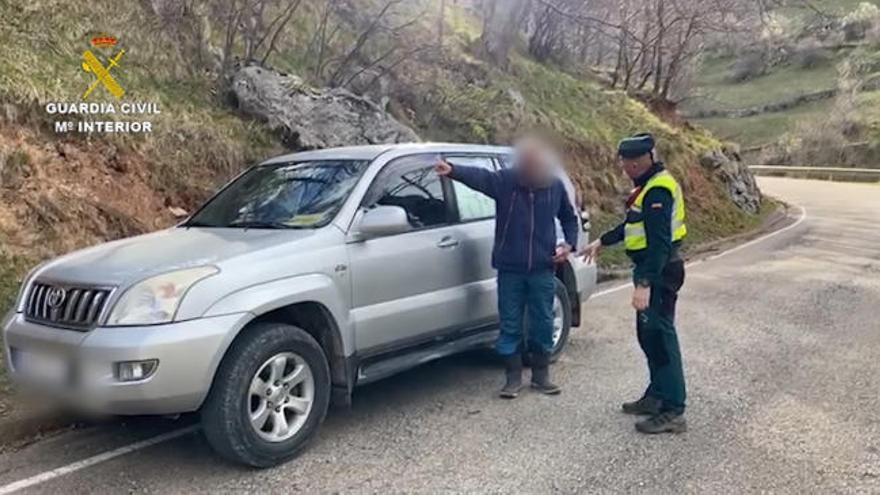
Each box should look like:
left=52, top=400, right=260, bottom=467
left=2, top=143, right=596, bottom=466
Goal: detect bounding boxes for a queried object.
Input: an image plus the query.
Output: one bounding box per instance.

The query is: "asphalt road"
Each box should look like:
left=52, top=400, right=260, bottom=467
left=0, top=177, right=878, bottom=494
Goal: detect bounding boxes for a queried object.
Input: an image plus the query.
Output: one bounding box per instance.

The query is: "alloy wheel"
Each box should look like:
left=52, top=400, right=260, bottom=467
left=248, top=352, right=315, bottom=443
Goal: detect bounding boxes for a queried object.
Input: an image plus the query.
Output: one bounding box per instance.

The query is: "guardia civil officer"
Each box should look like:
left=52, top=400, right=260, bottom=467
left=583, top=133, right=688, bottom=434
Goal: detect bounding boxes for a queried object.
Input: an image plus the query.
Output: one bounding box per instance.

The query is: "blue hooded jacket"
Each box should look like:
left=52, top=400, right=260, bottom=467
left=449, top=165, right=579, bottom=273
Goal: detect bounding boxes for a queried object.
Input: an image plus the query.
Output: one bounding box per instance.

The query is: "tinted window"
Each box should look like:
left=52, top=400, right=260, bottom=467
left=447, top=156, right=497, bottom=222
left=364, top=155, right=450, bottom=229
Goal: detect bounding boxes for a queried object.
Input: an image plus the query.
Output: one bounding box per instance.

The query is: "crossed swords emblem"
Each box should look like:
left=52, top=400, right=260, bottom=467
left=81, top=49, right=125, bottom=100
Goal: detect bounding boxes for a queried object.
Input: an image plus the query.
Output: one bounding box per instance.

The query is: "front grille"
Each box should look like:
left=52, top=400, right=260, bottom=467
left=24, top=282, right=113, bottom=330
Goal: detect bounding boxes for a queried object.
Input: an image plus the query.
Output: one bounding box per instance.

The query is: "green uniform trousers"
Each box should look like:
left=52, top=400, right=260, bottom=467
left=636, top=259, right=686, bottom=414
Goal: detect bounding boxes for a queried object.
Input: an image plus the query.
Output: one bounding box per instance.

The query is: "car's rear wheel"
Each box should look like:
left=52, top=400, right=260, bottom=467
left=201, top=322, right=330, bottom=467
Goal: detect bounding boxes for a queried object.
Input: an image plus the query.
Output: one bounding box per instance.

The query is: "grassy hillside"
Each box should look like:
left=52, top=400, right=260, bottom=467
left=688, top=0, right=880, bottom=149
left=0, top=0, right=765, bottom=314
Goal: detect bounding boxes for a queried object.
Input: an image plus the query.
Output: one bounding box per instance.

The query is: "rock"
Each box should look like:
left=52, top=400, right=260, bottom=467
left=506, top=88, right=526, bottom=111
left=339, top=66, right=393, bottom=110
left=168, top=206, right=188, bottom=218
left=700, top=149, right=762, bottom=214
left=230, top=66, right=419, bottom=150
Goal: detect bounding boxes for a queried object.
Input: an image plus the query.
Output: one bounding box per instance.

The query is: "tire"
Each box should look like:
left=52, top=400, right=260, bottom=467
left=201, top=322, right=331, bottom=468
left=523, top=278, right=573, bottom=365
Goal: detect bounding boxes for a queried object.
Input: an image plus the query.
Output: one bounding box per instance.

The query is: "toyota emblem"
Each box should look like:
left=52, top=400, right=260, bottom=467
left=45, top=287, right=67, bottom=308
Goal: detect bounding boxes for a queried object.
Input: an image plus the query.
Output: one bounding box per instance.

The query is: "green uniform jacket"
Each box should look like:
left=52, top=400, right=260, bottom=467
left=600, top=164, right=681, bottom=287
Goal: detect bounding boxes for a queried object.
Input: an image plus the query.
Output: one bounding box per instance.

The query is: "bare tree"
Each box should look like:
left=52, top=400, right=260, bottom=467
left=517, top=0, right=762, bottom=101
left=479, top=0, right=530, bottom=67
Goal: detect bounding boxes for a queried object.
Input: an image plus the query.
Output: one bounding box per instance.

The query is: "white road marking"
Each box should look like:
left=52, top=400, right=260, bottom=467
left=0, top=206, right=808, bottom=494
left=0, top=426, right=199, bottom=494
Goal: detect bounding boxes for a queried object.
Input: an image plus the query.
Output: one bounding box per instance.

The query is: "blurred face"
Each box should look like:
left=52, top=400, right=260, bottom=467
left=620, top=153, right=653, bottom=180
left=516, top=139, right=553, bottom=183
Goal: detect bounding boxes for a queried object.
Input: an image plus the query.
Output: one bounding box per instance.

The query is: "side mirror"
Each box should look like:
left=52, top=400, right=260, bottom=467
left=357, top=205, right=412, bottom=238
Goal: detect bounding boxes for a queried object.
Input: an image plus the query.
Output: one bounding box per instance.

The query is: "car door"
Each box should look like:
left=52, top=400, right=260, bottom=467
left=347, top=154, right=465, bottom=353
left=444, top=155, right=500, bottom=329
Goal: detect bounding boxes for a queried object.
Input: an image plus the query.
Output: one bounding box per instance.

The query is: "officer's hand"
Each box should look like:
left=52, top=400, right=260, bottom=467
left=434, top=159, right=453, bottom=177
left=582, top=240, right=602, bottom=264
left=632, top=286, right=650, bottom=312
left=553, top=243, right=572, bottom=264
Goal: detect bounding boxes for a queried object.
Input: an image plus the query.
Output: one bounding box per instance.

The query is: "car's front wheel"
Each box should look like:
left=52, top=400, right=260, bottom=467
left=201, top=322, right=331, bottom=467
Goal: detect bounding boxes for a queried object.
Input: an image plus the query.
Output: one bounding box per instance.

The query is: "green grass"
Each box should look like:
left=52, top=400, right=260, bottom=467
left=854, top=90, right=880, bottom=137
left=693, top=98, right=836, bottom=147
left=690, top=56, right=841, bottom=112
left=506, top=56, right=679, bottom=144
left=777, top=0, right=879, bottom=21
left=0, top=1, right=279, bottom=198
left=689, top=1, right=880, bottom=149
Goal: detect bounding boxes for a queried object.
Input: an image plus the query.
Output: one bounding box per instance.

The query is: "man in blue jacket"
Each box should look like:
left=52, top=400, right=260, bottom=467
left=435, top=140, right=579, bottom=398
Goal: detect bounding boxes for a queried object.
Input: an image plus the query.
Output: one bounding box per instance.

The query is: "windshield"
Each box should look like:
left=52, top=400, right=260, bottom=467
left=184, top=160, right=370, bottom=229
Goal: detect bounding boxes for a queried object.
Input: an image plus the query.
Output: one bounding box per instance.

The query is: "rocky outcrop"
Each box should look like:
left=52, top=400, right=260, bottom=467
left=230, top=66, right=419, bottom=150
left=700, top=149, right=762, bottom=214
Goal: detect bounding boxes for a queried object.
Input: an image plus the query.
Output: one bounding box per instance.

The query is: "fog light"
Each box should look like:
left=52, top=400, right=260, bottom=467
left=115, top=360, right=158, bottom=382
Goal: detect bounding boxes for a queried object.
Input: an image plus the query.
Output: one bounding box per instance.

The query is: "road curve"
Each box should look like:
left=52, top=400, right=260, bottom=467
left=0, top=177, right=878, bottom=494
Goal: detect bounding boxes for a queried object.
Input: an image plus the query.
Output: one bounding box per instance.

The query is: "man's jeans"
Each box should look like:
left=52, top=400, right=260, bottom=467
left=496, top=270, right=555, bottom=357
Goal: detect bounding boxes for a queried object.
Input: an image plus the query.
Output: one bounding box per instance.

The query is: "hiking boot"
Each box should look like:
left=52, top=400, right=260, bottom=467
left=499, top=354, right=523, bottom=399
left=621, top=395, right=662, bottom=416
left=635, top=411, right=687, bottom=434
left=529, top=353, right=561, bottom=395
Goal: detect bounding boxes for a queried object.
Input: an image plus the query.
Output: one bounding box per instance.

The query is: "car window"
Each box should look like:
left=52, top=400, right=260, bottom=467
left=447, top=156, right=496, bottom=222
left=363, top=154, right=451, bottom=229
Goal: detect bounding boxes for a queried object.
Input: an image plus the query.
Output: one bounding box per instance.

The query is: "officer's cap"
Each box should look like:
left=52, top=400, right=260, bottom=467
left=618, top=133, right=655, bottom=159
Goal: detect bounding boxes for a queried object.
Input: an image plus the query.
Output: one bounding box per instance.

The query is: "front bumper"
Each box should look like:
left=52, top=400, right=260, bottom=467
left=2, top=311, right=251, bottom=415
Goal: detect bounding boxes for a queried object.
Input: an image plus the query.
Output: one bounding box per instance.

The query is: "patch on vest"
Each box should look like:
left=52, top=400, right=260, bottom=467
left=651, top=203, right=663, bottom=209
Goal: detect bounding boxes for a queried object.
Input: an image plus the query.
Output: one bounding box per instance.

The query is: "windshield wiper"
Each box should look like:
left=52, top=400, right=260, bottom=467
left=227, top=220, right=300, bottom=230
left=182, top=220, right=219, bottom=228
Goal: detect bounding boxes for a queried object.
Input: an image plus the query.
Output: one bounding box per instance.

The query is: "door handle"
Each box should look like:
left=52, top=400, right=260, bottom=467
left=436, top=236, right=460, bottom=249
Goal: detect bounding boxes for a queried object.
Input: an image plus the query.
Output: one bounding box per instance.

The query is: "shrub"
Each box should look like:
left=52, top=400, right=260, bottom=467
left=728, top=52, right=766, bottom=82
left=791, top=44, right=830, bottom=69
left=842, top=2, right=880, bottom=41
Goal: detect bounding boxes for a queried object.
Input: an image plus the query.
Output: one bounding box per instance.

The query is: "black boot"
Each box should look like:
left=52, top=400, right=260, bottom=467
left=529, top=353, right=561, bottom=395
left=621, top=395, right=662, bottom=416
left=499, top=354, right=523, bottom=399
left=635, top=411, right=687, bottom=434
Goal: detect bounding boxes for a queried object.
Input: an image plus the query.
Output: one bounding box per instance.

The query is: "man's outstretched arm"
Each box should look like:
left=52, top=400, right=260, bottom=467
left=435, top=160, right=501, bottom=199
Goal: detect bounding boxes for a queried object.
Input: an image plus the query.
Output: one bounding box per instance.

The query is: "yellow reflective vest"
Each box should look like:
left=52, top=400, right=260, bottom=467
left=624, top=170, right=687, bottom=252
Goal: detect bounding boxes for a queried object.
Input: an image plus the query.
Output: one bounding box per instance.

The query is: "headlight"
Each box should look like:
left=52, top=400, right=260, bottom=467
left=106, top=266, right=219, bottom=326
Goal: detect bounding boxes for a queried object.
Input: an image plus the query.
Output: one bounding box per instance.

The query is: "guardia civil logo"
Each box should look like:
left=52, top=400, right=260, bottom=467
left=81, top=35, right=125, bottom=100
left=44, top=34, right=159, bottom=134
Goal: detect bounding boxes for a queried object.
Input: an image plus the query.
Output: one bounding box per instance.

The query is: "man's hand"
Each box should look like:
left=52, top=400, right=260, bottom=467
left=553, top=243, right=572, bottom=264
left=581, top=240, right=602, bottom=264
left=632, top=285, right=650, bottom=311
left=434, top=159, right=453, bottom=177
